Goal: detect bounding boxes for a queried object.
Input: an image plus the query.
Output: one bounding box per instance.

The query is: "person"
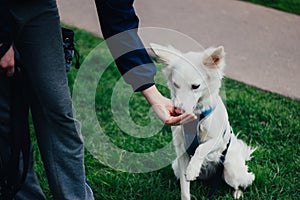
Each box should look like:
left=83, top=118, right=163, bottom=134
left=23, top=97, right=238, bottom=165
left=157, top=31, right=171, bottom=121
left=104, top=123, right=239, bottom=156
left=94, top=0, right=196, bottom=125
left=0, top=0, right=94, bottom=199
left=0, top=0, right=195, bottom=199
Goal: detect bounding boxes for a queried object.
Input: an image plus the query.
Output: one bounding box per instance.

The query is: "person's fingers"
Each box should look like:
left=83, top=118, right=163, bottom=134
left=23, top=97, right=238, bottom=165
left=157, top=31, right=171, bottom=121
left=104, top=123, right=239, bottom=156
left=165, top=113, right=197, bottom=126
left=164, top=115, right=183, bottom=126
left=174, top=106, right=184, bottom=115
left=0, top=64, right=15, bottom=77
left=179, top=114, right=197, bottom=124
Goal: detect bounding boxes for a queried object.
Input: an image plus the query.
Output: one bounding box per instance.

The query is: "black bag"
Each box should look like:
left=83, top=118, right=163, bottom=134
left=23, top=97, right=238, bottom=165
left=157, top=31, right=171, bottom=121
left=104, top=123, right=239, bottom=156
left=62, top=27, right=80, bottom=72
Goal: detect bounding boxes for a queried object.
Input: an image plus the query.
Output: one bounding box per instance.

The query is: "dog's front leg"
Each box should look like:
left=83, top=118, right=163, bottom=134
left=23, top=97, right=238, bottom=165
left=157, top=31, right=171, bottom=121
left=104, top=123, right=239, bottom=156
left=186, top=139, right=218, bottom=181
left=178, top=154, right=191, bottom=200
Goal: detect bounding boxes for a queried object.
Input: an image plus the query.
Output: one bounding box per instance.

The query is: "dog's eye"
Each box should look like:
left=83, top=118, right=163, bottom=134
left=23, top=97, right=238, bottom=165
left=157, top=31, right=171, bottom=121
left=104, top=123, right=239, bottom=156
left=173, top=82, right=180, bottom=89
left=191, top=84, right=200, bottom=90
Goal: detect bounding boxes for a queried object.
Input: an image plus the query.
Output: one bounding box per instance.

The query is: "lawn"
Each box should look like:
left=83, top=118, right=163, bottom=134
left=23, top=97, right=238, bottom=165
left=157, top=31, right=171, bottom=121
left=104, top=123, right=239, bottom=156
left=29, top=25, right=300, bottom=200
left=241, top=0, right=300, bottom=15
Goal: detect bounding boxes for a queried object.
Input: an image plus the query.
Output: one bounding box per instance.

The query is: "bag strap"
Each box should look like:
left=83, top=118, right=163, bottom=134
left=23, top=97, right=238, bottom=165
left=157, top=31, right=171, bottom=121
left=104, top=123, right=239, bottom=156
left=0, top=49, right=30, bottom=200
left=9, top=65, right=30, bottom=196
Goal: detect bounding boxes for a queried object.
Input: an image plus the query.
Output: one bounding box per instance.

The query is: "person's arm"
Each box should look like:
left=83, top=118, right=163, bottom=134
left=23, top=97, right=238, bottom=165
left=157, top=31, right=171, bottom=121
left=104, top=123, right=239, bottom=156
left=94, top=0, right=196, bottom=125
left=0, top=2, right=15, bottom=77
left=94, top=0, right=156, bottom=91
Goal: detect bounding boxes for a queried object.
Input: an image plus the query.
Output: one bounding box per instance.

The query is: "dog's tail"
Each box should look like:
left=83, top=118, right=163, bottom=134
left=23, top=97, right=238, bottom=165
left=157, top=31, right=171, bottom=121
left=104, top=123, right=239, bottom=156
left=234, top=134, right=256, bottom=161
left=240, top=141, right=256, bottom=161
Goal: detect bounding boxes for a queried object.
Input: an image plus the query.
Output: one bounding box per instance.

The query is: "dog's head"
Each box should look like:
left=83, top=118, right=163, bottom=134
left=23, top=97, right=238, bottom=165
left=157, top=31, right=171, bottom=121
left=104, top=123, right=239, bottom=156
left=151, top=43, right=225, bottom=113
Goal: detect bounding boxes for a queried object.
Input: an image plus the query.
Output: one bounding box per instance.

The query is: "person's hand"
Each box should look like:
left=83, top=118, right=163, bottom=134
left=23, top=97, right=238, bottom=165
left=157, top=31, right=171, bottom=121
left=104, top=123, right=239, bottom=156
left=0, top=45, right=15, bottom=77
left=142, top=85, right=197, bottom=126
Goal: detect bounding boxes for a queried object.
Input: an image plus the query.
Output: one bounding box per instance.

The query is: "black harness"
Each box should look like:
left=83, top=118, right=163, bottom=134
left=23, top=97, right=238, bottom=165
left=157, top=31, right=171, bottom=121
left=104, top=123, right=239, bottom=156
left=182, top=105, right=232, bottom=198
left=183, top=106, right=216, bottom=156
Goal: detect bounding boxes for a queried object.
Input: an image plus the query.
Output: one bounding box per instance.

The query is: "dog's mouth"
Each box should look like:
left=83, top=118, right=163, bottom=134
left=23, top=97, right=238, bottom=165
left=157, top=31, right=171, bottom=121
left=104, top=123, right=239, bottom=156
left=193, top=103, right=204, bottom=115
left=193, top=96, right=205, bottom=111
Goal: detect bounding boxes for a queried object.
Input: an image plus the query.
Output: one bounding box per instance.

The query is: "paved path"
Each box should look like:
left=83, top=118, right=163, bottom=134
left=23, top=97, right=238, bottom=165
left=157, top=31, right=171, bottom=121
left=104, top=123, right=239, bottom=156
left=57, top=0, right=300, bottom=100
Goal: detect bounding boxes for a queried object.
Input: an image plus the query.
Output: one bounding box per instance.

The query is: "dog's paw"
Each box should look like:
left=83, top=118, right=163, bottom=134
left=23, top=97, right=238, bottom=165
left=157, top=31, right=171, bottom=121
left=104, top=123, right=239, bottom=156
left=185, top=164, right=199, bottom=181
left=233, top=189, right=243, bottom=199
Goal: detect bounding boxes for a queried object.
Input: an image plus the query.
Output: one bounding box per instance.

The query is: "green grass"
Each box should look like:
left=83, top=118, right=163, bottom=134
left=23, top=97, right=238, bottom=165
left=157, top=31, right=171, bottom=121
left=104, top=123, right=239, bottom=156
left=241, top=0, right=300, bottom=15
left=30, top=26, right=300, bottom=200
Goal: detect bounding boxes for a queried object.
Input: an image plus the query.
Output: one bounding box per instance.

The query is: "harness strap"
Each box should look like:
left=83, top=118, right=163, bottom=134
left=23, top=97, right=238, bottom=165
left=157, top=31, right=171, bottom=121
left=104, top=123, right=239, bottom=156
left=183, top=106, right=215, bottom=156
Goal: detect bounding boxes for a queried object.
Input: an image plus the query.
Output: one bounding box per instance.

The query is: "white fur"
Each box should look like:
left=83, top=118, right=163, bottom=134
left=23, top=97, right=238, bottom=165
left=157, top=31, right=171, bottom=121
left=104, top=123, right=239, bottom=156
left=151, top=44, right=256, bottom=200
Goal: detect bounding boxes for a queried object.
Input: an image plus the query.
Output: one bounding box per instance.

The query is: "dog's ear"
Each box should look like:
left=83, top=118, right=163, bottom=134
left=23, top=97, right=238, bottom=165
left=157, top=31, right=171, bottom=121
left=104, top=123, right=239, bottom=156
left=150, top=43, right=181, bottom=64
left=202, top=46, right=225, bottom=69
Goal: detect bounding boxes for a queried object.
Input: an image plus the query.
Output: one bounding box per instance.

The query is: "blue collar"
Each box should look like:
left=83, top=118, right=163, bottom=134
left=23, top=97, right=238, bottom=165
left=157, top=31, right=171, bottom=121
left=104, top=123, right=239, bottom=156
left=195, top=106, right=215, bottom=122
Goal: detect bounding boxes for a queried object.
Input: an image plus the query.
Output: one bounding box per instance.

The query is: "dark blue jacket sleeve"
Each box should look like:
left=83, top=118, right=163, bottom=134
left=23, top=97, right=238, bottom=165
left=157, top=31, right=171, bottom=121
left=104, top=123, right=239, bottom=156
left=0, top=1, right=14, bottom=58
left=94, top=0, right=156, bottom=91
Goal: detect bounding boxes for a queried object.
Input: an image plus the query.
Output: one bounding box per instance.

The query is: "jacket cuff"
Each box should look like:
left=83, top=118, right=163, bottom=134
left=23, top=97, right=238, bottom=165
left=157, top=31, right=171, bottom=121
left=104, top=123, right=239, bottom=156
left=134, top=83, right=155, bottom=92
left=0, top=41, right=12, bottom=59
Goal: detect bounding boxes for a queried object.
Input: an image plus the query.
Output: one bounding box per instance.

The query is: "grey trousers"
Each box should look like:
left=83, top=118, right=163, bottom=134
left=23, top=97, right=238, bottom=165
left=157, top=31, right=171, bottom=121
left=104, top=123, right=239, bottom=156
left=0, top=1, right=94, bottom=199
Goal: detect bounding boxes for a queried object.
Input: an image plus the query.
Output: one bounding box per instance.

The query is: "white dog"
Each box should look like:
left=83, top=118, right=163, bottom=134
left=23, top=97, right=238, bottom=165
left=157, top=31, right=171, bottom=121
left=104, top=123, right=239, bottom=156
left=151, top=44, right=256, bottom=200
